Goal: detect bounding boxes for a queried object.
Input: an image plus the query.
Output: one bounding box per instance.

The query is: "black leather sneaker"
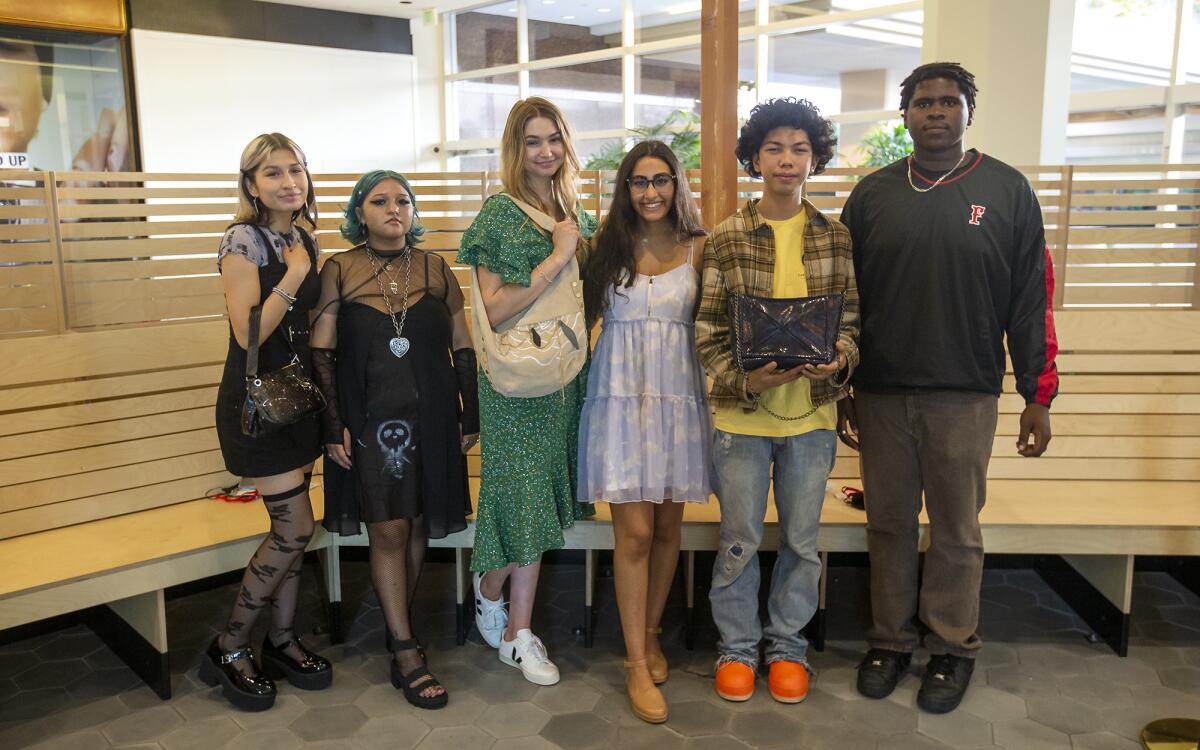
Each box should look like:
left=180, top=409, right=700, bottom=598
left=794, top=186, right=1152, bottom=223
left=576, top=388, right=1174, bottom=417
left=856, top=648, right=913, bottom=699
left=917, top=654, right=975, bottom=713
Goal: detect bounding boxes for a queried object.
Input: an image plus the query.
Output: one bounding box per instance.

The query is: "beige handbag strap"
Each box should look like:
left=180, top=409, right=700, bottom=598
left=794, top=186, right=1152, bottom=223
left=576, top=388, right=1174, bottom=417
left=503, top=193, right=561, bottom=234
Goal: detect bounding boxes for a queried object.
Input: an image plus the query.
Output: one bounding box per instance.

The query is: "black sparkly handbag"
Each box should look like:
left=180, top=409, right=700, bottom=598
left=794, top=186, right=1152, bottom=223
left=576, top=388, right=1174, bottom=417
left=241, top=305, right=326, bottom=438
left=728, top=291, right=844, bottom=422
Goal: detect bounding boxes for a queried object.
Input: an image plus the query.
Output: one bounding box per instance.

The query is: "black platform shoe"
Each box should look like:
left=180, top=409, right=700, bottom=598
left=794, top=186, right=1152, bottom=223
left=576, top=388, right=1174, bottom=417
left=198, top=637, right=276, bottom=711
left=260, top=633, right=333, bottom=690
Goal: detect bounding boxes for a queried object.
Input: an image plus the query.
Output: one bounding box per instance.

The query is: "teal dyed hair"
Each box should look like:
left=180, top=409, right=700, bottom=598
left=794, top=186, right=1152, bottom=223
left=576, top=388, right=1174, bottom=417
left=340, top=170, right=425, bottom=246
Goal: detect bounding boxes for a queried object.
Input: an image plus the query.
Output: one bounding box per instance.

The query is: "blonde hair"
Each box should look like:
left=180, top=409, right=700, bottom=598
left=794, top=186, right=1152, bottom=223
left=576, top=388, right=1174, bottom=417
left=499, top=97, right=580, bottom=220
left=232, top=133, right=318, bottom=229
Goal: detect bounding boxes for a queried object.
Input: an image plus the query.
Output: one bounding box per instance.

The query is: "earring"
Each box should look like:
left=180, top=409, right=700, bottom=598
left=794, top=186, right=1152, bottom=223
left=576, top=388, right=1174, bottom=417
left=253, top=196, right=263, bottom=213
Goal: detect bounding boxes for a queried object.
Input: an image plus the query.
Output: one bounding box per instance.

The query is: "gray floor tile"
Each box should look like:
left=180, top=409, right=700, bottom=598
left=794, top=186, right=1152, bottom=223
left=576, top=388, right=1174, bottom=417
left=611, top=724, right=689, bottom=750
left=158, top=716, right=242, bottom=750
left=27, top=730, right=110, bottom=750
left=1069, top=732, right=1142, bottom=750
left=843, top=694, right=917, bottom=735
left=1026, top=694, right=1107, bottom=735
left=799, top=720, right=883, bottom=750
left=539, top=711, right=616, bottom=749
left=289, top=705, right=368, bottom=742
left=683, top=736, right=753, bottom=750
left=493, top=737, right=563, bottom=750
left=226, top=728, right=302, bottom=750
left=531, top=681, right=602, bottom=714
left=1084, top=657, right=1163, bottom=687
left=415, top=725, right=496, bottom=750
left=991, top=718, right=1073, bottom=750
left=477, top=702, right=551, bottom=739
left=101, top=705, right=183, bottom=745
left=353, top=714, right=432, bottom=750
left=727, top=710, right=805, bottom=747
left=876, top=733, right=955, bottom=750
left=227, top=693, right=307, bottom=731
left=917, top=707, right=994, bottom=746
left=664, top=700, right=729, bottom=737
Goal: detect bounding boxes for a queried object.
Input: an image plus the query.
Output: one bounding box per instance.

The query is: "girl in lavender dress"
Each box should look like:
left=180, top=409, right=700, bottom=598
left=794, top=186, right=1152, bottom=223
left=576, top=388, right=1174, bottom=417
left=578, top=141, right=711, bottom=724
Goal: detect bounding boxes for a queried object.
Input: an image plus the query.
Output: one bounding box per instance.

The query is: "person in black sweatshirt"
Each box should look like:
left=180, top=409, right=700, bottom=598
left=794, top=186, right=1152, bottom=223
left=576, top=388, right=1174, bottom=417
left=837, top=62, right=1058, bottom=714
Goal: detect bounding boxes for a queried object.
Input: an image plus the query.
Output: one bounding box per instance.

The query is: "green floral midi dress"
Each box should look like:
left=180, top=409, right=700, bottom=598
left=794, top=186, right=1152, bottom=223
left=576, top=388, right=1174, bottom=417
left=456, top=194, right=596, bottom=572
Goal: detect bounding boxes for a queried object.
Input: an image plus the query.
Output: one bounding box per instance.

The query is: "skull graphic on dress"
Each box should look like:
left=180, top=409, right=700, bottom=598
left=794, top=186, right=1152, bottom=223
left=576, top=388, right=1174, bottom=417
left=376, top=419, right=415, bottom=479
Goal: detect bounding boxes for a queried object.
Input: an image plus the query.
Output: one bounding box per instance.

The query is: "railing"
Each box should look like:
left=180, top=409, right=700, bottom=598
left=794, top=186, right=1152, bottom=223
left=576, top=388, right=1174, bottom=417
left=1, top=164, right=1198, bottom=338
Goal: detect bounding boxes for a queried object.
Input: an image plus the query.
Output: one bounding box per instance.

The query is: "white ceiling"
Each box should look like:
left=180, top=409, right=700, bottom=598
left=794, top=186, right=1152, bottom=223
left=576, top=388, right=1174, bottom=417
left=267, top=0, right=484, bottom=20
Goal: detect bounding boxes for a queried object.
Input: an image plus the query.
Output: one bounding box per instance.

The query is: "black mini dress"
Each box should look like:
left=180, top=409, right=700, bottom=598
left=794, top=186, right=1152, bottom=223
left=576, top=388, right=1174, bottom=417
left=214, top=224, right=322, bottom=478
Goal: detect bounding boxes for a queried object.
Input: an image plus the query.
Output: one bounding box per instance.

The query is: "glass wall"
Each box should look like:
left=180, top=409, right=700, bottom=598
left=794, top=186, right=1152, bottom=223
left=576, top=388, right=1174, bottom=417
left=442, top=0, right=1200, bottom=168
left=444, top=0, right=924, bottom=170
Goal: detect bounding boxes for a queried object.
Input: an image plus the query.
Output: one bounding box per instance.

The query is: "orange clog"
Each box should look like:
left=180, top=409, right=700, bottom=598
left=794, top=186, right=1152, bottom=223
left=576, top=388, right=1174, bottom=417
left=714, top=660, right=755, bottom=702
left=768, top=660, right=809, bottom=704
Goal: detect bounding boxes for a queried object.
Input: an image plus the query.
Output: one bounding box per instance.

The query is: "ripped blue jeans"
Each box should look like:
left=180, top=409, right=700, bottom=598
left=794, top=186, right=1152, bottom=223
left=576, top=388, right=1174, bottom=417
left=708, top=428, right=837, bottom=668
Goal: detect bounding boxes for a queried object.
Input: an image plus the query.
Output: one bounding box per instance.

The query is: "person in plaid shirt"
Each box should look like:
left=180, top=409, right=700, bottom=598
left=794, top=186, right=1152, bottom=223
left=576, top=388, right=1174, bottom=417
left=695, top=98, right=859, bottom=705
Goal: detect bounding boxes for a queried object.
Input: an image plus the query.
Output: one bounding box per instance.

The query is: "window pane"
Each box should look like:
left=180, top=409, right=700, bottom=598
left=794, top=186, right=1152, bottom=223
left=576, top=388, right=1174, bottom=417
left=529, top=11, right=621, bottom=62
left=636, top=48, right=701, bottom=129
left=1071, top=0, right=1175, bottom=92
left=454, top=150, right=500, bottom=172
left=530, top=60, right=623, bottom=133
left=452, top=3, right=519, bottom=73
left=452, top=74, right=519, bottom=140
left=764, top=12, right=921, bottom=119
left=769, top=0, right=907, bottom=23
left=633, top=0, right=752, bottom=44
left=1066, top=115, right=1165, bottom=164
left=0, top=25, right=132, bottom=172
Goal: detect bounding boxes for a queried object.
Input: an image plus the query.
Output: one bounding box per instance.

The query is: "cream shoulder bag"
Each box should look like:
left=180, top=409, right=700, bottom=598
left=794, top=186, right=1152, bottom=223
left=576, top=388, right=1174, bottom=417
left=467, top=194, right=588, bottom=398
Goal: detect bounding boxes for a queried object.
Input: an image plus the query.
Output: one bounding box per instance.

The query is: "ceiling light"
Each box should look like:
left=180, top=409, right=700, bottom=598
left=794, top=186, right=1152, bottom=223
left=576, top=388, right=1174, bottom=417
left=597, top=7, right=611, bottom=12
left=563, top=14, right=575, bottom=19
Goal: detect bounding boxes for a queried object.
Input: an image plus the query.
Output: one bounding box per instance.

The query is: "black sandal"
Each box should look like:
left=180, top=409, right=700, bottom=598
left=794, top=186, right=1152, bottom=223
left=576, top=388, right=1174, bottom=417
left=389, top=637, right=448, bottom=710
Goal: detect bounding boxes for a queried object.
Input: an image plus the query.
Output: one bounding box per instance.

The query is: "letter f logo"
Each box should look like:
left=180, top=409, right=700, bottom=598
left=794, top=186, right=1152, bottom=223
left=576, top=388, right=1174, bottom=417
left=969, top=204, right=986, bottom=225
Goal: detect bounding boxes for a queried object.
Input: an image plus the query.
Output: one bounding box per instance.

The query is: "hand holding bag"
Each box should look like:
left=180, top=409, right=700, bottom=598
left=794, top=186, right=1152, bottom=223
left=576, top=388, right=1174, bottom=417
left=466, top=194, right=589, bottom=399
left=728, top=291, right=844, bottom=420
left=241, top=305, right=326, bottom=437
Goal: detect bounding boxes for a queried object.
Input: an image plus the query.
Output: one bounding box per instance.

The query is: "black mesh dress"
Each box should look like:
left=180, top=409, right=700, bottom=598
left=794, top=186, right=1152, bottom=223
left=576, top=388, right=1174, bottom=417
left=312, top=245, right=478, bottom=539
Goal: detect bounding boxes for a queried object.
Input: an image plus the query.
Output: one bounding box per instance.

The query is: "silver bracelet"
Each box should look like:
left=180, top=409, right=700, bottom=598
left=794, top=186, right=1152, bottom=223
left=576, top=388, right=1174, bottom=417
left=271, top=286, right=297, bottom=310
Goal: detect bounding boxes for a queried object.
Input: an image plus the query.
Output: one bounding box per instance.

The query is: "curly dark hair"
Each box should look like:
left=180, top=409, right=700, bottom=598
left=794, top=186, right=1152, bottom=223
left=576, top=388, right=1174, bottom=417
left=899, top=62, right=978, bottom=115
left=735, top=98, right=837, bottom=178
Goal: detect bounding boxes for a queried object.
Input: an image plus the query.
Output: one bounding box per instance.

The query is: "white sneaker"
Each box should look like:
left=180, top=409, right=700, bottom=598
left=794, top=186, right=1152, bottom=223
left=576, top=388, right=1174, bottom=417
left=499, top=629, right=560, bottom=686
left=473, top=571, right=508, bottom=648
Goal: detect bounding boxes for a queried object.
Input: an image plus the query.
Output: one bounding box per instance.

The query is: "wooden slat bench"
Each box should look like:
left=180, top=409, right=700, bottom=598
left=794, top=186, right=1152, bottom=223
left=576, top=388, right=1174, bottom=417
left=327, top=309, right=1200, bottom=656
left=0, top=321, right=339, bottom=698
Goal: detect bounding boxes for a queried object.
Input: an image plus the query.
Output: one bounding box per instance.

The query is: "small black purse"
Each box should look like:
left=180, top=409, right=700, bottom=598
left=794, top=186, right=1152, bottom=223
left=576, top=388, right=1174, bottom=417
left=728, top=291, right=845, bottom=421
left=241, top=305, right=326, bottom=438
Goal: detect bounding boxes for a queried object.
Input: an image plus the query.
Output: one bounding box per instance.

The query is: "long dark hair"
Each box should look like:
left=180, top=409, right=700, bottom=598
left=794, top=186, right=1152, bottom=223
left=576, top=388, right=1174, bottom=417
left=584, top=141, right=705, bottom=324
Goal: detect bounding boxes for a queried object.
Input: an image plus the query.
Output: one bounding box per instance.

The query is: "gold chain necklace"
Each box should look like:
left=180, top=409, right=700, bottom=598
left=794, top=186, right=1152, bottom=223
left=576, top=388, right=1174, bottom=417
left=906, top=152, right=968, bottom=193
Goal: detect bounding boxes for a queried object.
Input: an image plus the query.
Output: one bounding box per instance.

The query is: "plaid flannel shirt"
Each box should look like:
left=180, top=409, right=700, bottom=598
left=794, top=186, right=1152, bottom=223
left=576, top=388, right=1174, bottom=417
left=695, top=197, right=860, bottom=411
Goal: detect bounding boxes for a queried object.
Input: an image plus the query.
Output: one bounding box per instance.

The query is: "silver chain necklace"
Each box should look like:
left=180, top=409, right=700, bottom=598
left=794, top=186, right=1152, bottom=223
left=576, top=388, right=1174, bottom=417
left=906, top=152, right=968, bottom=193
left=364, top=243, right=412, bottom=359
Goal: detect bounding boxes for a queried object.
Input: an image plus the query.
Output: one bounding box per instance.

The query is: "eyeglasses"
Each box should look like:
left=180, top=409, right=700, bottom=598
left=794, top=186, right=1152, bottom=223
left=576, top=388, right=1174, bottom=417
left=627, top=173, right=675, bottom=193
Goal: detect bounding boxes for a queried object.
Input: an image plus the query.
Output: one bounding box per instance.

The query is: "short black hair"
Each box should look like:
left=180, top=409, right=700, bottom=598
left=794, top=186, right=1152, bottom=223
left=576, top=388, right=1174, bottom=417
left=735, top=97, right=837, bottom=178
left=899, top=62, right=978, bottom=115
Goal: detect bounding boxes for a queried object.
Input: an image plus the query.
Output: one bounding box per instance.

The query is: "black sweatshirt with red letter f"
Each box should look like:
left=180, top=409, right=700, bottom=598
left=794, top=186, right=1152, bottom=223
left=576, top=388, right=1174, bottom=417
left=839, top=151, right=1058, bottom=407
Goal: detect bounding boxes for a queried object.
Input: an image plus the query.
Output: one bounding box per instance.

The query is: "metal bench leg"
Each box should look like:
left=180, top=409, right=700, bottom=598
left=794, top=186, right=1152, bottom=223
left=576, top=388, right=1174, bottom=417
left=584, top=548, right=596, bottom=648
left=455, top=547, right=468, bottom=645
left=684, top=551, right=696, bottom=650
left=89, top=589, right=170, bottom=700
left=318, top=542, right=344, bottom=644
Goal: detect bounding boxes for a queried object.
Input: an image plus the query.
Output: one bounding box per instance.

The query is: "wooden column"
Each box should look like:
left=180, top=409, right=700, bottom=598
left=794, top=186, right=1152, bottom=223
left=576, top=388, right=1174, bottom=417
left=700, top=0, right=740, bottom=228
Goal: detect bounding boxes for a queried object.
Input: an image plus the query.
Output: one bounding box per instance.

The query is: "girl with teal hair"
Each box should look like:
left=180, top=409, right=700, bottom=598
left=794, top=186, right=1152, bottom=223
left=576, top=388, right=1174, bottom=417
left=310, top=170, right=479, bottom=710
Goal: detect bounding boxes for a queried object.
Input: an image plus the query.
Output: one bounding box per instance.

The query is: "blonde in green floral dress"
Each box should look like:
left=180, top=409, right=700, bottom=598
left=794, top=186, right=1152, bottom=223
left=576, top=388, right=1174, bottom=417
left=456, top=193, right=597, bottom=573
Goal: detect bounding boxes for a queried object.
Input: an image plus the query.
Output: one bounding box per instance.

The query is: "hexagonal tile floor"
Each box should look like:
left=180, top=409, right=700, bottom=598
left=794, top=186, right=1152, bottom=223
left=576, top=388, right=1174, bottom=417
left=0, top=557, right=1196, bottom=750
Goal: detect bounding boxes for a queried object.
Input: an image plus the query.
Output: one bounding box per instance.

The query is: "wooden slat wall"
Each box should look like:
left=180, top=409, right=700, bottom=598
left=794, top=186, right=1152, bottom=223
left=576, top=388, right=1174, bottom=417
left=0, top=163, right=1196, bottom=338
left=1, top=167, right=1198, bottom=542
left=0, top=320, right=232, bottom=539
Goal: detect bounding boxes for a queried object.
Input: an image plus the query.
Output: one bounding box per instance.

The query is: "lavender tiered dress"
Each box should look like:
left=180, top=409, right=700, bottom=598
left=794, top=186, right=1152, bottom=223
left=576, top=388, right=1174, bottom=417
left=578, top=254, right=712, bottom=504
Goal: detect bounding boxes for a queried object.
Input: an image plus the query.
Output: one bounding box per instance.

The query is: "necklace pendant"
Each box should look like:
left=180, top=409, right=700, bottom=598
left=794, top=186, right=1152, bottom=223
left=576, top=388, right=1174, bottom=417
left=389, top=337, right=410, bottom=359
left=389, top=281, right=399, bottom=294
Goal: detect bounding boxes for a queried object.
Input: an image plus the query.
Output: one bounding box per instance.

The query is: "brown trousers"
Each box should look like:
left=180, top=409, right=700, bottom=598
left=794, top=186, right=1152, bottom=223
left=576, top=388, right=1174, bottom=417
left=856, top=390, right=999, bottom=658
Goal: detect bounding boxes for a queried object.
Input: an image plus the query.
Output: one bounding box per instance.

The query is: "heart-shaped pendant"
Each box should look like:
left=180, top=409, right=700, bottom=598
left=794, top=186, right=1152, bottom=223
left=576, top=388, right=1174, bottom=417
left=389, top=337, right=410, bottom=358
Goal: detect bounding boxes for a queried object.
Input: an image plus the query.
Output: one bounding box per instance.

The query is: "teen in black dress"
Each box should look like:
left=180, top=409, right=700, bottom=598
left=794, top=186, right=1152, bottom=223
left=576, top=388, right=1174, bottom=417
left=311, top=170, right=477, bottom=709
left=206, top=133, right=332, bottom=711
